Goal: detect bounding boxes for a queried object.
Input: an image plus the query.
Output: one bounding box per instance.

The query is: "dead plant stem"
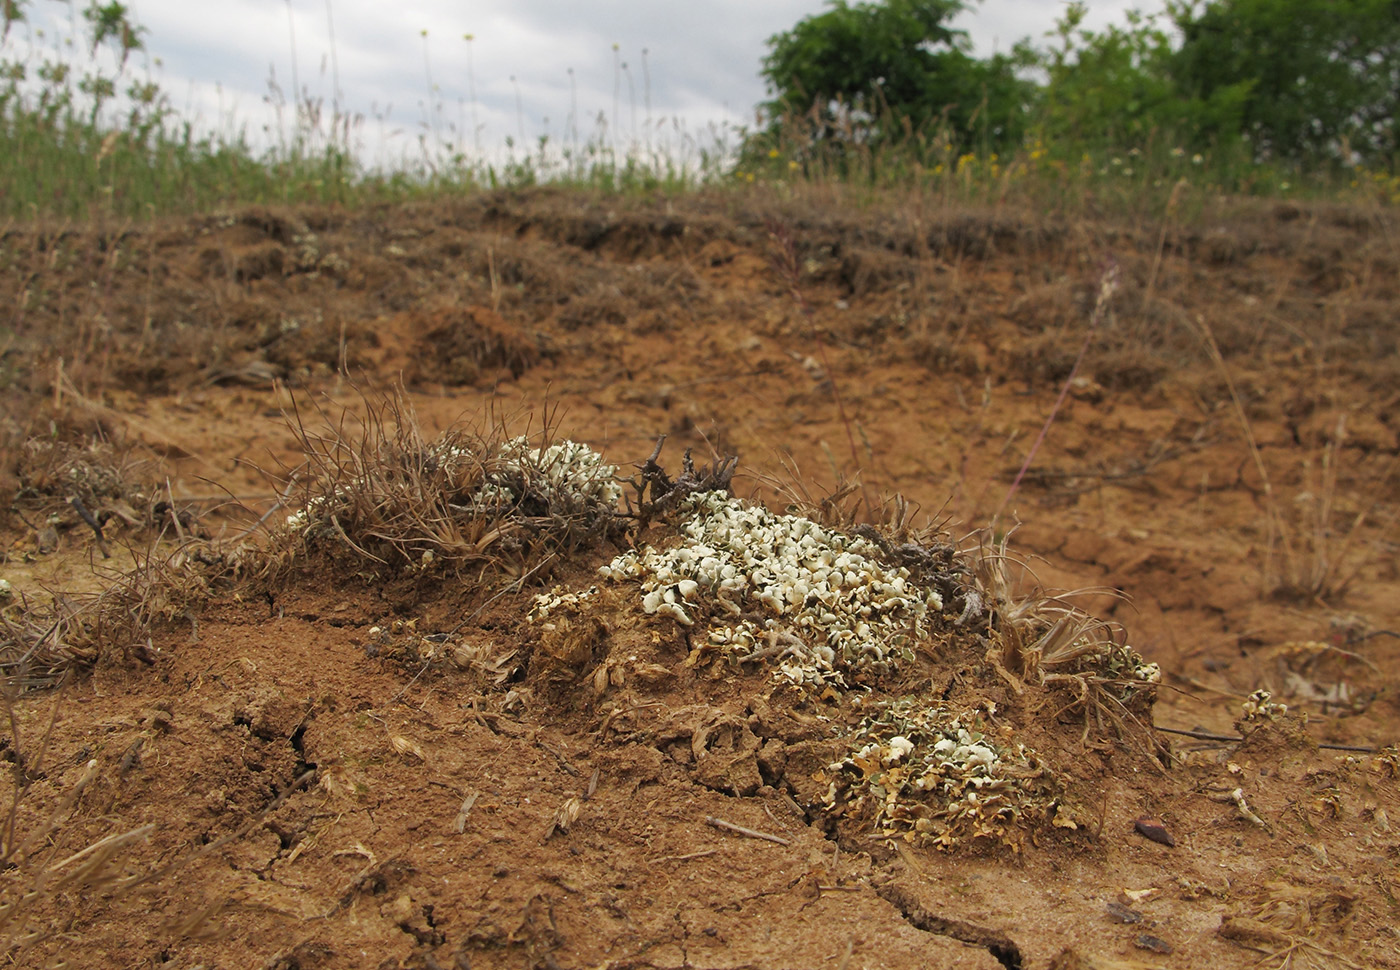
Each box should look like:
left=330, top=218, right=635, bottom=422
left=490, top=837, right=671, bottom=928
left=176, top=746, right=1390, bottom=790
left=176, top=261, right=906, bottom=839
left=1194, top=315, right=1284, bottom=595
left=1144, top=179, right=1187, bottom=307
left=704, top=815, right=790, bottom=846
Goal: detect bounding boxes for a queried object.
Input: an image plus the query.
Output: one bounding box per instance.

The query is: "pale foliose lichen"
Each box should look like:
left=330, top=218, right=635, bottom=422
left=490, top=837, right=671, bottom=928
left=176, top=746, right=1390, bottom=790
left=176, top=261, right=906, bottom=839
left=475, top=437, right=623, bottom=511
left=1104, top=642, right=1160, bottom=685
left=426, top=436, right=621, bottom=513
left=1095, top=640, right=1161, bottom=703
left=594, top=491, right=942, bottom=689
left=529, top=584, right=601, bottom=621
left=1044, top=635, right=1161, bottom=711
left=1241, top=688, right=1287, bottom=722
left=820, top=702, right=1061, bottom=850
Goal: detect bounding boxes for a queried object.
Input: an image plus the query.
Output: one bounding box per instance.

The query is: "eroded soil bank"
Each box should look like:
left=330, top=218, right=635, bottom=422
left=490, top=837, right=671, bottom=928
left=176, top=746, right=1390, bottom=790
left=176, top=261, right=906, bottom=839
left=1, top=190, right=1397, bottom=968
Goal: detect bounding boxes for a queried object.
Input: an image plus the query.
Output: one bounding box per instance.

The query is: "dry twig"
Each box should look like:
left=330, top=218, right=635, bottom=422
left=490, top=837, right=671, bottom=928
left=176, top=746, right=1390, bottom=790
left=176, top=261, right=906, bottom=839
left=704, top=815, right=791, bottom=846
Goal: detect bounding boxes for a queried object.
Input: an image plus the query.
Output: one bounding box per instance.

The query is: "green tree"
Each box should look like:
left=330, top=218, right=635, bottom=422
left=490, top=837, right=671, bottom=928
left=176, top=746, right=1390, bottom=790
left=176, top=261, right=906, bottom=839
left=1169, top=0, right=1400, bottom=164
left=1034, top=3, right=1248, bottom=155
left=755, top=0, right=1035, bottom=160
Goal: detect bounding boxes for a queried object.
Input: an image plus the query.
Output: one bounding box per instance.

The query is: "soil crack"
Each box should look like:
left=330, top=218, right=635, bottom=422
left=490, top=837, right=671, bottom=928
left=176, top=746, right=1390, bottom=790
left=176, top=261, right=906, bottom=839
left=875, top=882, right=1023, bottom=970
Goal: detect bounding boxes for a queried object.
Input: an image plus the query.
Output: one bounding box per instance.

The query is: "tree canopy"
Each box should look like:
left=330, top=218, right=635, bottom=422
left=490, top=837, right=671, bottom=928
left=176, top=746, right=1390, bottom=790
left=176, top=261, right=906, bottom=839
left=752, top=0, right=1400, bottom=171
left=1170, top=0, right=1400, bottom=162
left=757, top=0, right=1033, bottom=156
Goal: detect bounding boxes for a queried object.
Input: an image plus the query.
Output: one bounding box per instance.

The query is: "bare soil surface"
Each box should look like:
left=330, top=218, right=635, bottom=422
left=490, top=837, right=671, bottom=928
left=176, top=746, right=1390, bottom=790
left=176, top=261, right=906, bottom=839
left=2, top=190, right=1397, bottom=969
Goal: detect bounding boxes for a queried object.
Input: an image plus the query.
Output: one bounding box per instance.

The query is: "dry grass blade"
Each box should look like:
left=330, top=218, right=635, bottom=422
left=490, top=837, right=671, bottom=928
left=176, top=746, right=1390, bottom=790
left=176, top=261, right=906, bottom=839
left=969, top=530, right=1161, bottom=747
left=0, top=686, right=155, bottom=963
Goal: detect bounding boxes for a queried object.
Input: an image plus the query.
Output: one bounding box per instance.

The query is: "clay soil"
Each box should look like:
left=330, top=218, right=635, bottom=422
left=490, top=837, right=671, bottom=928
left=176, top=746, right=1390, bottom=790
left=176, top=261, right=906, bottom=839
left=1, top=189, right=1398, bottom=969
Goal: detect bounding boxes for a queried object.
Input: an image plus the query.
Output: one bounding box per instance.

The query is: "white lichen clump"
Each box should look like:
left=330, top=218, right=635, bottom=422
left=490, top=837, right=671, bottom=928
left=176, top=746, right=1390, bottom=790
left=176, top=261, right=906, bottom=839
left=284, top=495, right=330, bottom=532
left=529, top=584, right=601, bottom=621
left=481, top=437, right=623, bottom=509
left=596, top=491, right=941, bottom=688
left=1241, top=688, right=1287, bottom=721
left=822, top=703, right=1057, bottom=849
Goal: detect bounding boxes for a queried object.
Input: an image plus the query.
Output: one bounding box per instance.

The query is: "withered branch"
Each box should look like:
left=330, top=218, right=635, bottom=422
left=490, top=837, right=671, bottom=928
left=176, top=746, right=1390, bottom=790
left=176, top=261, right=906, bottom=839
left=629, top=435, right=737, bottom=526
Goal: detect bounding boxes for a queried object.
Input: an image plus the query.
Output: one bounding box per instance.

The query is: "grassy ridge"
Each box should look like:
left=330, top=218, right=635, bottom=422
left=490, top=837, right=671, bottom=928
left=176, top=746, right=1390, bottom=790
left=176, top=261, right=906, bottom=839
left=1, top=3, right=1397, bottom=221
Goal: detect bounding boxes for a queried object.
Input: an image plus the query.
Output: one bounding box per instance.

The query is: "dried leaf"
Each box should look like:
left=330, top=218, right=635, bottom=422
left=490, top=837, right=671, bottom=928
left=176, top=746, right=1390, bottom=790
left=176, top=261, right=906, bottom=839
left=544, top=796, right=582, bottom=840
left=1134, top=934, right=1173, bottom=955
left=390, top=735, right=425, bottom=761
left=319, top=764, right=357, bottom=799
left=453, top=791, right=479, bottom=834
left=633, top=662, right=675, bottom=683
left=1106, top=902, right=1143, bottom=924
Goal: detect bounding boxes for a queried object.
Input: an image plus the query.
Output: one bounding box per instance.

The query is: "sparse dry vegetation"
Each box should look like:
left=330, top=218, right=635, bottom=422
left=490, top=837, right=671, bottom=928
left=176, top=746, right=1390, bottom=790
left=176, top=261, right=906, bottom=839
left=0, top=3, right=1396, bottom=965
left=0, top=190, right=1396, bottom=968
left=261, top=394, right=626, bottom=578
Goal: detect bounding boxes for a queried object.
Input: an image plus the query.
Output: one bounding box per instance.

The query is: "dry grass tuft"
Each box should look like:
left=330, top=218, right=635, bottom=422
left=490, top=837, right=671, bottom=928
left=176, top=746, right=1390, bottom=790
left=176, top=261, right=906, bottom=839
left=0, top=422, right=235, bottom=690
left=1218, top=880, right=1365, bottom=970
left=1, top=541, right=224, bottom=691
left=1195, top=320, right=1397, bottom=604
left=261, top=392, right=626, bottom=580
left=5, top=432, right=170, bottom=559
left=970, top=530, right=1161, bottom=744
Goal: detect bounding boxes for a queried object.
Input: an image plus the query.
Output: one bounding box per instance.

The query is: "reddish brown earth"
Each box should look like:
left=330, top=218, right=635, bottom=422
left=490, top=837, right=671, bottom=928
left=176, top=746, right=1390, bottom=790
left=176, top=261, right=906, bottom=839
left=1, top=190, right=1397, bottom=969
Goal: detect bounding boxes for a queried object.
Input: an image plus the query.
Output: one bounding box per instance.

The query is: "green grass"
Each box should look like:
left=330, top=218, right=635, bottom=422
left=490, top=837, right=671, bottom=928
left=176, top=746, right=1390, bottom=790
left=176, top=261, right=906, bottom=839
left=0, top=2, right=733, bottom=219
left=0, top=87, right=735, bottom=219
left=738, top=109, right=1400, bottom=222
left=2, top=3, right=1396, bottom=222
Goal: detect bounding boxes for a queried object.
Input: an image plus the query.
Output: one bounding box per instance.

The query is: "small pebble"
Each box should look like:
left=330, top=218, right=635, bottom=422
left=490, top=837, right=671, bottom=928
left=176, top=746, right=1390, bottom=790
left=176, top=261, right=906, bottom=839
left=1135, top=934, right=1173, bottom=955
left=1134, top=817, right=1176, bottom=847
left=1106, top=902, right=1143, bottom=924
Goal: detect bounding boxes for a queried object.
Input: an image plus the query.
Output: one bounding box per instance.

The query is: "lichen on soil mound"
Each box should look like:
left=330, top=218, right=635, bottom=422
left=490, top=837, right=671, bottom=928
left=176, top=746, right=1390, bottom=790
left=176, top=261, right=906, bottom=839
left=2, top=192, right=1398, bottom=970
left=523, top=454, right=1161, bottom=856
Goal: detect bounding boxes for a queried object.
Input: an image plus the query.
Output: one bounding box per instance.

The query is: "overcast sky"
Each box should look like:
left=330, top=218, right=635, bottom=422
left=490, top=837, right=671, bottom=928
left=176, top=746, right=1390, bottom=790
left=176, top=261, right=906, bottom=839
left=18, top=0, right=1157, bottom=168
